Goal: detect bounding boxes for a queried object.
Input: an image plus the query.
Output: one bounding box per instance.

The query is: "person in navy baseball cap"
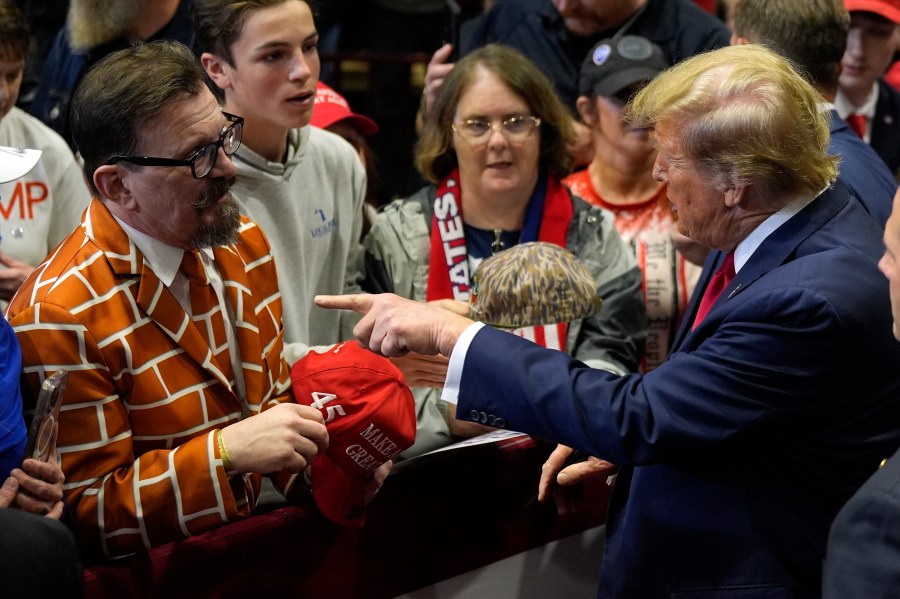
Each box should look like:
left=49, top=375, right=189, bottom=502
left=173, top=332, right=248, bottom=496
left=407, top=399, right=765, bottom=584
left=578, top=35, right=668, bottom=100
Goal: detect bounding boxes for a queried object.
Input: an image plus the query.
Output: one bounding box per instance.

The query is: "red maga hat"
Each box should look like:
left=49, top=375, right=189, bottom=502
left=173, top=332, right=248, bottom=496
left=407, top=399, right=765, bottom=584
left=310, top=81, right=379, bottom=136
left=292, top=341, right=415, bottom=526
left=844, top=0, right=900, bottom=23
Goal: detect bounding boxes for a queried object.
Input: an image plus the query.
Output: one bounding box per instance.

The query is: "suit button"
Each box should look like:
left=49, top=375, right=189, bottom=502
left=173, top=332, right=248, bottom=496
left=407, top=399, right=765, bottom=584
left=494, top=418, right=506, bottom=429
left=468, top=409, right=480, bottom=421
left=479, top=411, right=489, bottom=424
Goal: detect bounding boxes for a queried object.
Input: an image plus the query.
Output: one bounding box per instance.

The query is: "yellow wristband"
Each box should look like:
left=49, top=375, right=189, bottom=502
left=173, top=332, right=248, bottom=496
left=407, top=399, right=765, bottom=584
left=216, top=429, right=235, bottom=473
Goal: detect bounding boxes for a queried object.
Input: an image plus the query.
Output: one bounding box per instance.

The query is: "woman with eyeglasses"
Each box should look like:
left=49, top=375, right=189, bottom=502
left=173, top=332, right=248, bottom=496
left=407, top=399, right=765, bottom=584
left=363, top=44, right=647, bottom=456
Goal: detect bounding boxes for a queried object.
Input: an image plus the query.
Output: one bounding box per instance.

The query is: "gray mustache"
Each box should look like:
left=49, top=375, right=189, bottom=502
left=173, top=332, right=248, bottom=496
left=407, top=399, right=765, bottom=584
left=192, top=177, right=236, bottom=210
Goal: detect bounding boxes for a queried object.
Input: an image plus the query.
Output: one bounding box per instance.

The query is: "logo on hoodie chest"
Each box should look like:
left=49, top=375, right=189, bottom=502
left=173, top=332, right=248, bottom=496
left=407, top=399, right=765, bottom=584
left=310, top=207, right=337, bottom=238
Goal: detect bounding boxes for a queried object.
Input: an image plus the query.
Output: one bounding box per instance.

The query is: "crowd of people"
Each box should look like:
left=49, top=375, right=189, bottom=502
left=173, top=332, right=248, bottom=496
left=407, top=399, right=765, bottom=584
left=1, top=0, right=900, bottom=597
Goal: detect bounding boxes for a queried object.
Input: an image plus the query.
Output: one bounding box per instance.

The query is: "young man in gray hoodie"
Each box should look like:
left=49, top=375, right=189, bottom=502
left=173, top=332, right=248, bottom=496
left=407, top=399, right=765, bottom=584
left=194, top=0, right=366, bottom=364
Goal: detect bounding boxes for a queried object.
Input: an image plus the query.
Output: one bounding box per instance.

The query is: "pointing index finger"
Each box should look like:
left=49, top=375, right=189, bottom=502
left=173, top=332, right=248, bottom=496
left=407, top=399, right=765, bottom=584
left=314, top=293, right=374, bottom=315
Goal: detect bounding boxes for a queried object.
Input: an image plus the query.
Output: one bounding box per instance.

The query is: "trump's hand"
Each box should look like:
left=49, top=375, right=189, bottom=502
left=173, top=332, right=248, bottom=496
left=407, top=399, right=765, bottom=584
left=314, top=293, right=473, bottom=358
left=538, top=444, right=617, bottom=515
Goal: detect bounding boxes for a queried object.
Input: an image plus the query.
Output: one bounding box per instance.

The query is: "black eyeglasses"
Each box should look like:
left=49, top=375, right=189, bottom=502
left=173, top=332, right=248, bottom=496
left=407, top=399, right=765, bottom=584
left=106, top=112, right=244, bottom=179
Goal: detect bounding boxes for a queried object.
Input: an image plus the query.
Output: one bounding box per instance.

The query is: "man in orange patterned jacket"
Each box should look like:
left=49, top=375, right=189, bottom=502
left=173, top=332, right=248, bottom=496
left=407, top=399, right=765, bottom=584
left=3, top=40, right=358, bottom=559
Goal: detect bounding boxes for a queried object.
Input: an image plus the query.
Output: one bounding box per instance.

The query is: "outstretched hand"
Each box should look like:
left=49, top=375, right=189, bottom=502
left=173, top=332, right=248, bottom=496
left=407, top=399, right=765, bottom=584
left=538, top=444, right=617, bottom=515
left=314, top=293, right=474, bottom=358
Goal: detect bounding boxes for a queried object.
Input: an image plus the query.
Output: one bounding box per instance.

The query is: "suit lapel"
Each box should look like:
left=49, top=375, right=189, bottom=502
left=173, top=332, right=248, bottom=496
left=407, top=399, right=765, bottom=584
left=829, top=109, right=850, bottom=137
left=732, top=183, right=849, bottom=288
left=670, top=184, right=851, bottom=352
left=84, top=199, right=235, bottom=391
left=671, top=249, right=722, bottom=351
left=212, top=243, right=266, bottom=404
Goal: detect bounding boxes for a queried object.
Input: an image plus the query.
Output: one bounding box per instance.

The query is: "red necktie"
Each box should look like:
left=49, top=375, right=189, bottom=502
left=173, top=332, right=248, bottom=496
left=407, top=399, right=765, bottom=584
left=846, top=113, right=868, bottom=139
left=693, top=252, right=735, bottom=330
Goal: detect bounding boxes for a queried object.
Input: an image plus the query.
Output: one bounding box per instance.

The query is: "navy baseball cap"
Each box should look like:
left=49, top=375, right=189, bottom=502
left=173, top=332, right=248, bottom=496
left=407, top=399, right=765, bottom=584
left=579, top=35, right=667, bottom=98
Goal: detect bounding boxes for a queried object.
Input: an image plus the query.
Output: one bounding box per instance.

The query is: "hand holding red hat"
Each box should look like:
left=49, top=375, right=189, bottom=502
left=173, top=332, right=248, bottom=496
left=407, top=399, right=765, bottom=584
left=363, top=461, right=393, bottom=507
left=290, top=341, right=416, bottom=526
left=314, top=293, right=473, bottom=358
left=220, top=403, right=328, bottom=474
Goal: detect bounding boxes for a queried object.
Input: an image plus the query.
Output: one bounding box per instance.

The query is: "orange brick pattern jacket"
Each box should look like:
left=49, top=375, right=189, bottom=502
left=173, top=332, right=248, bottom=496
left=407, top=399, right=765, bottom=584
left=6, top=198, right=295, bottom=558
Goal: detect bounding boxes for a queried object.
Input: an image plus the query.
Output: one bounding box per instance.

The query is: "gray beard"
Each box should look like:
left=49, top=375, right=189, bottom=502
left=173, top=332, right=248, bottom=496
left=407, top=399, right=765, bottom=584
left=68, top=0, right=146, bottom=50
left=191, top=195, right=241, bottom=249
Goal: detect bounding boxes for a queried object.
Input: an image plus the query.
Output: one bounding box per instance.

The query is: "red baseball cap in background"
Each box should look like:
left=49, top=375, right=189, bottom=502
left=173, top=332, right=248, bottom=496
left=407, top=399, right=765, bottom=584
left=844, top=0, right=900, bottom=23
left=310, top=81, right=379, bottom=136
left=291, top=341, right=415, bottom=526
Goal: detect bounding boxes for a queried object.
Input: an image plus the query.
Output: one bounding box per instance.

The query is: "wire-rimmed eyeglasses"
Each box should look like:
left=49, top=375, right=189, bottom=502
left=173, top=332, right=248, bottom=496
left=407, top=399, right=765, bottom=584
left=451, top=115, right=541, bottom=143
left=106, top=112, right=244, bottom=179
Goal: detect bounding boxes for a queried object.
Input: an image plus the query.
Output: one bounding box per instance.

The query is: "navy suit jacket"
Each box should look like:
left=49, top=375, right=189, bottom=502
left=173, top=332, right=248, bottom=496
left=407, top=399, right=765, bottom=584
left=829, top=109, right=897, bottom=227
left=456, top=183, right=900, bottom=597
left=823, top=447, right=900, bottom=598
left=871, top=78, right=900, bottom=175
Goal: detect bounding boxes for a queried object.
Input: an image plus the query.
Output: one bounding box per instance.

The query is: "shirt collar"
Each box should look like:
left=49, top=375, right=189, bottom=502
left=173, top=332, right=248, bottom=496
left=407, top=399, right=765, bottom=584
left=834, top=82, right=878, bottom=120
left=733, top=190, right=820, bottom=273
left=112, top=215, right=211, bottom=287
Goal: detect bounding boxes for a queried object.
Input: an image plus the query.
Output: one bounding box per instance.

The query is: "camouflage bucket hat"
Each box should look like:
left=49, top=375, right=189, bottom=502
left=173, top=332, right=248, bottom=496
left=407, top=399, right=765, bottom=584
left=466, top=242, right=603, bottom=328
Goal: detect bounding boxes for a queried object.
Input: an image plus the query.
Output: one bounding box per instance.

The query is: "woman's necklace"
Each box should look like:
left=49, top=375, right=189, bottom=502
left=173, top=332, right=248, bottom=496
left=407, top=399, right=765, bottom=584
left=491, top=228, right=506, bottom=254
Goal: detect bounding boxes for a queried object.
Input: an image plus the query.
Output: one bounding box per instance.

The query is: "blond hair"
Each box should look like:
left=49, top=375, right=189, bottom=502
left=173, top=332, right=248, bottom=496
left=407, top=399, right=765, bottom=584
left=626, top=44, right=837, bottom=200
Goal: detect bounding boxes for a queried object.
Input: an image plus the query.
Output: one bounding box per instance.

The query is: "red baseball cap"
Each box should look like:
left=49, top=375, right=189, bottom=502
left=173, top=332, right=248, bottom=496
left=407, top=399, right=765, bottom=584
left=291, top=341, right=415, bottom=526
left=844, top=0, right=900, bottom=23
left=310, top=81, right=379, bottom=136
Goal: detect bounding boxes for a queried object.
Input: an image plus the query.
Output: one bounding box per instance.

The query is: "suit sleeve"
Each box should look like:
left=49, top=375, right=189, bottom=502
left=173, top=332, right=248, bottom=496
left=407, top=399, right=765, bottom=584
left=457, top=283, right=857, bottom=467
left=10, top=303, right=254, bottom=559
